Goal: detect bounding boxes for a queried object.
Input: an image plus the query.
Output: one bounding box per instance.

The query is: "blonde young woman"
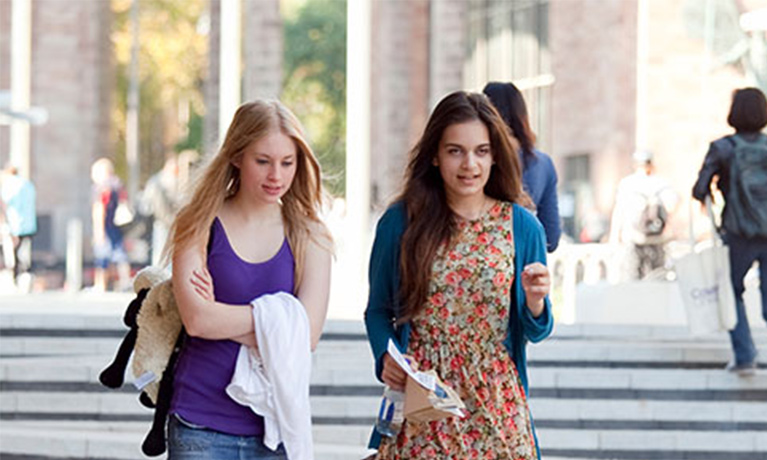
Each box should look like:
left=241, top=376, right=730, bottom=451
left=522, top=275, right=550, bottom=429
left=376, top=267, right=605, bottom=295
left=163, top=100, right=332, bottom=460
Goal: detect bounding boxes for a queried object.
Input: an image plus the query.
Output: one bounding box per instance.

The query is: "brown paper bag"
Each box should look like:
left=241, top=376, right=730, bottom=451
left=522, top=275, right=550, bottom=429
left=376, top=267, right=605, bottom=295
left=403, top=370, right=465, bottom=423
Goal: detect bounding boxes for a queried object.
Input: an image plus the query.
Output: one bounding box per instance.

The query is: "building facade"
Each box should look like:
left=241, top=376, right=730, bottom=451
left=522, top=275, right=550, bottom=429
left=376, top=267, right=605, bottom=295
left=368, top=0, right=765, bottom=242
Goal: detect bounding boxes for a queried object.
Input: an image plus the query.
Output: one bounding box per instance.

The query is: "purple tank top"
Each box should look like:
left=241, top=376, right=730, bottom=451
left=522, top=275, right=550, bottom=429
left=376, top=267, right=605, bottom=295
left=170, top=217, right=295, bottom=435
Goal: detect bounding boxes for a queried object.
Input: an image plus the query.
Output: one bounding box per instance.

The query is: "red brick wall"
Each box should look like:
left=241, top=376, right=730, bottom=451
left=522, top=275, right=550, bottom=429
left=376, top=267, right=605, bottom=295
left=429, top=0, right=467, bottom=107
left=370, top=0, right=430, bottom=209
left=30, top=0, right=112, bottom=255
left=243, top=0, right=282, bottom=101
left=643, top=0, right=752, bottom=238
left=550, top=0, right=639, bottom=215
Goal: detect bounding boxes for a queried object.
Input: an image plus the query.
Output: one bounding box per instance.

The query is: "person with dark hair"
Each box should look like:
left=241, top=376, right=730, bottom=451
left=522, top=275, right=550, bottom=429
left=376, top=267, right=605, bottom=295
left=364, top=91, right=553, bottom=459
left=483, top=82, right=561, bottom=252
left=693, top=87, right=767, bottom=376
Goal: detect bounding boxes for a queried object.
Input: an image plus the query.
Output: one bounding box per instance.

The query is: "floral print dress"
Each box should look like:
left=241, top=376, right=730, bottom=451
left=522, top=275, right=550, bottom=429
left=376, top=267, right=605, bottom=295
left=377, top=201, right=537, bottom=460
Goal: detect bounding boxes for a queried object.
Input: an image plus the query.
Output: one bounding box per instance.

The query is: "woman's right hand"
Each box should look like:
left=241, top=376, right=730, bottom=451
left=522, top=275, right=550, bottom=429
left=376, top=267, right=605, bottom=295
left=381, top=352, right=415, bottom=391
left=190, top=267, right=214, bottom=302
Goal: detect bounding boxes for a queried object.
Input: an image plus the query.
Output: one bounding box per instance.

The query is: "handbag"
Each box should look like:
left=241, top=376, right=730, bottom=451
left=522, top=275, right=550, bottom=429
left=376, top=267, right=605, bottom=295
left=113, top=200, right=135, bottom=228
left=673, top=198, right=736, bottom=335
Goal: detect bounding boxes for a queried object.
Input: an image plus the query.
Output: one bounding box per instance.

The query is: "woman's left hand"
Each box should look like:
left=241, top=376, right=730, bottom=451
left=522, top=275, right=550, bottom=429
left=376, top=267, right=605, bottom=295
left=521, top=262, right=550, bottom=315
left=190, top=267, right=214, bottom=302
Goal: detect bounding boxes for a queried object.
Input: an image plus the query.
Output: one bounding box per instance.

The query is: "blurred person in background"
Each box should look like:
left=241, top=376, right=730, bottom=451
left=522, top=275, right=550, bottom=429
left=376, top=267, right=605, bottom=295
left=1, top=163, right=37, bottom=292
left=90, top=157, right=131, bottom=292
left=142, top=153, right=181, bottom=266
left=693, top=87, right=767, bottom=376
left=609, top=150, right=678, bottom=279
left=483, top=81, right=561, bottom=252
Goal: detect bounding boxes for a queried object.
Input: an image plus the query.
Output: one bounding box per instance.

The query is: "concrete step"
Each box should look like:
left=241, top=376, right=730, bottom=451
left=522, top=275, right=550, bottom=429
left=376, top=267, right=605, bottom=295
left=4, top=330, right=767, bottom=371
left=3, top=352, right=766, bottom=397
left=0, top=420, right=376, bottom=460
left=3, top=390, right=767, bottom=429
left=3, top=305, right=767, bottom=460
left=2, top=420, right=765, bottom=459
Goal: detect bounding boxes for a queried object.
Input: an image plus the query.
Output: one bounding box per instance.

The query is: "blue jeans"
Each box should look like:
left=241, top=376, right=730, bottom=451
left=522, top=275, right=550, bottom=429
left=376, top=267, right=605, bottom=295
left=724, top=234, right=767, bottom=365
left=167, top=414, right=288, bottom=460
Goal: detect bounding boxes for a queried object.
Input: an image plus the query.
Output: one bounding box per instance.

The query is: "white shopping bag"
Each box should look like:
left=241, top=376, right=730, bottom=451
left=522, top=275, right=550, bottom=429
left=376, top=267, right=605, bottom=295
left=673, top=197, right=736, bottom=335
left=674, top=243, right=736, bottom=335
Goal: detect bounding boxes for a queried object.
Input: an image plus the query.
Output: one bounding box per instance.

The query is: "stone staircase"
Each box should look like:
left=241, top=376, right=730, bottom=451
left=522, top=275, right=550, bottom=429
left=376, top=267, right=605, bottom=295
left=1, top=292, right=766, bottom=460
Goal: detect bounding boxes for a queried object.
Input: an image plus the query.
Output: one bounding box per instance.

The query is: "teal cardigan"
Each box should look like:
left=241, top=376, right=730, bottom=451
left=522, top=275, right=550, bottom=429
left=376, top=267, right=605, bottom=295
left=363, top=201, right=554, bottom=455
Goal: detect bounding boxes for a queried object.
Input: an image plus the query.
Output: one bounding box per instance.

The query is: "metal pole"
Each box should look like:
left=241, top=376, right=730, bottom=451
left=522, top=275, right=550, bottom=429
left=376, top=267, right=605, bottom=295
left=10, top=0, right=31, bottom=179
left=219, top=0, right=242, bottom=144
left=126, top=0, right=140, bottom=201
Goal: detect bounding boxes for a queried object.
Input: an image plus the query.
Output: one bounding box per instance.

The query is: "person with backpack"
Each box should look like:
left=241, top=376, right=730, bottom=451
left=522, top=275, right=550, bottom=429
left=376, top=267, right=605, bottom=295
left=90, top=158, right=132, bottom=292
left=609, top=149, right=678, bottom=279
left=693, top=87, right=767, bottom=376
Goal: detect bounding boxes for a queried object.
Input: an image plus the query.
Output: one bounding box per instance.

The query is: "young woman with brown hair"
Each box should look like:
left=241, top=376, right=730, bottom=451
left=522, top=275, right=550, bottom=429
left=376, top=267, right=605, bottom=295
left=365, top=91, right=553, bottom=459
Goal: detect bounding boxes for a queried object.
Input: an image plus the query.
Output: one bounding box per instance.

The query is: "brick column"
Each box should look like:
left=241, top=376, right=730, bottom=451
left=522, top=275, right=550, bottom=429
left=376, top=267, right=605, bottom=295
left=370, top=0, right=430, bottom=209
left=31, top=0, right=112, bottom=257
left=243, top=0, right=282, bottom=101
left=429, top=0, right=467, bottom=107
left=203, top=0, right=220, bottom=157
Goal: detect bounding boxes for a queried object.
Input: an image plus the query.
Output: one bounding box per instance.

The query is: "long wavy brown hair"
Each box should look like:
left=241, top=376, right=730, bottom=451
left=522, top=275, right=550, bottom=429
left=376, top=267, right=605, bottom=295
left=397, top=91, right=531, bottom=323
left=162, top=100, right=330, bottom=290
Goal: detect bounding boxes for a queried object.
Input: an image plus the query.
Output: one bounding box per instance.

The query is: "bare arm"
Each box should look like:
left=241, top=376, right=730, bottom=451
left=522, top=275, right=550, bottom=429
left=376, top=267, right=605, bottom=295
left=172, top=245, right=254, bottom=340
left=296, top=231, right=332, bottom=351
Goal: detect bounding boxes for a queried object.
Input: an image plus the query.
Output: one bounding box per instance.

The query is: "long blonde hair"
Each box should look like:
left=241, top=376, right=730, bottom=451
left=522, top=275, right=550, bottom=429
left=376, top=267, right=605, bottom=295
left=163, top=100, right=330, bottom=290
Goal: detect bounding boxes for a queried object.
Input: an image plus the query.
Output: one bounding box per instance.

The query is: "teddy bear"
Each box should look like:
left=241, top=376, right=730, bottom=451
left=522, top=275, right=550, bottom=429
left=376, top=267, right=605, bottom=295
left=99, top=265, right=184, bottom=457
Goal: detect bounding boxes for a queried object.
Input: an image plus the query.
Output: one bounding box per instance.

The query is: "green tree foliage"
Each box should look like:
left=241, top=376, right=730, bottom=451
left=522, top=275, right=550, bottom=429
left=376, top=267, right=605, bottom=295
left=111, top=0, right=206, bottom=184
left=282, top=0, right=347, bottom=196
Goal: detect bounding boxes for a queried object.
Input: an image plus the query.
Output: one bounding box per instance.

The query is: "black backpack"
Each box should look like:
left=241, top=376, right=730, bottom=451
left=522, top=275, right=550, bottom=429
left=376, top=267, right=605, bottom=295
left=723, top=135, right=767, bottom=238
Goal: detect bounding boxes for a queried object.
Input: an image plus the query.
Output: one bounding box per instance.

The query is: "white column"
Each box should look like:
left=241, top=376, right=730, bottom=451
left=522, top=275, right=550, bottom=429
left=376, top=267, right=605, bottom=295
left=342, top=0, right=371, bottom=316
left=219, top=0, right=242, bottom=143
left=10, top=0, right=31, bottom=179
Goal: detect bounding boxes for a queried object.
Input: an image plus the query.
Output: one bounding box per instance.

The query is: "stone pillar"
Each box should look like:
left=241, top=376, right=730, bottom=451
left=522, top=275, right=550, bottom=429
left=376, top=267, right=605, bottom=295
left=429, top=0, right=467, bottom=108
left=243, top=0, right=282, bottom=101
left=31, top=0, right=113, bottom=258
left=203, top=0, right=221, bottom=157
left=369, top=0, right=430, bottom=209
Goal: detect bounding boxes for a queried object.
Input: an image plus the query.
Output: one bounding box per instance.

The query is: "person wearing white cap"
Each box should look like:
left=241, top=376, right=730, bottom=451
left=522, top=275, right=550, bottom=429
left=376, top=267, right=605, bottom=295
left=609, top=149, right=678, bottom=279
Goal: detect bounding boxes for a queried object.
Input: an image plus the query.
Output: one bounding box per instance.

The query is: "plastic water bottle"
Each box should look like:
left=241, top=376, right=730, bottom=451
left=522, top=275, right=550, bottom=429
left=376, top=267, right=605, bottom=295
left=375, top=386, right=404, bottom=437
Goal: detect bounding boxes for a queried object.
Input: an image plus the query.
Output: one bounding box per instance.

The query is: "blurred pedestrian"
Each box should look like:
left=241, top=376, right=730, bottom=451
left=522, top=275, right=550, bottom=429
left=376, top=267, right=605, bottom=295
left=142, top=153, right=180, bottom=266
left=609, top=149, right=678, bottom=279
left=692, top=87, right=767, bottom=376
left=483, top=81, right=562, bottom=252
left=163, top=100, right=333, bottom=459
left=90, top=157, right=131, bottom=291
left=1, top=163, right=37, bottom=292
left=365, top=91, right=553, bottom=459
